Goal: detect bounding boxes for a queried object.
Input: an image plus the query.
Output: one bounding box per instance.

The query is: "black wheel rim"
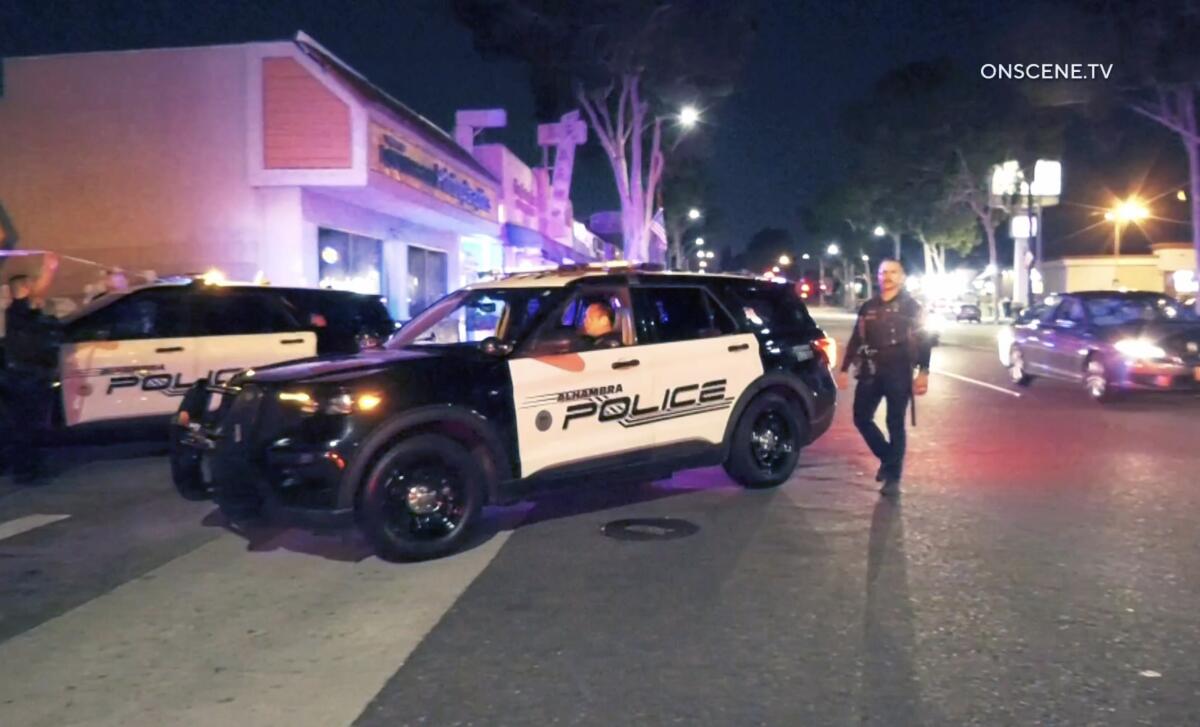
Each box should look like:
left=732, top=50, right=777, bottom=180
left=381, top=460, right=467, bottom=542
left=749, top=409, right=795, bottom=474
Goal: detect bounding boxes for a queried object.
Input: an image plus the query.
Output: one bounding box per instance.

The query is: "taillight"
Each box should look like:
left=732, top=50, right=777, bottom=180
left=811, top=336, right=837, bottom=369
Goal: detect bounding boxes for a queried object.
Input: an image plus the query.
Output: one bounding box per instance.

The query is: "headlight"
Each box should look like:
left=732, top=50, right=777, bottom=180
left=278, top=389, right=383, bottom=415
left=1114, top=338, right=1166, bottom=360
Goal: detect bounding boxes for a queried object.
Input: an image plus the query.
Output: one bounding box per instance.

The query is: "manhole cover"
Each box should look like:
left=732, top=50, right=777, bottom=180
left=601, top=517, right=699, bottom=541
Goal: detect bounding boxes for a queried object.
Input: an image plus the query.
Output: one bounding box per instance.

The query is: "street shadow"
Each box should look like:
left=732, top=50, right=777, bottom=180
left=859, top=498, right=928, bottom=726
left=201, top=509, right=376, bottom=562
left=202, top=468, right=735, bottom=563
left=36, top=430, right=169, bottom=480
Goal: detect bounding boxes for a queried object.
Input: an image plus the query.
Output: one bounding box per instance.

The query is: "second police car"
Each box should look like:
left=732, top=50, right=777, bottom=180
left=171, top=266, right=839, bottom=561
left=0, top=277, right=392, bottom=444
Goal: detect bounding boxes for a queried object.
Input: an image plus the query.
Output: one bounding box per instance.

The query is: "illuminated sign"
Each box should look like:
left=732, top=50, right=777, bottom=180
left=370, top=123, right=496, bottom=219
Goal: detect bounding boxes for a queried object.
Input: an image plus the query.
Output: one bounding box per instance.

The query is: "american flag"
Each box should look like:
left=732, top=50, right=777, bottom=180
left=649, top=207, right=666, bottom=243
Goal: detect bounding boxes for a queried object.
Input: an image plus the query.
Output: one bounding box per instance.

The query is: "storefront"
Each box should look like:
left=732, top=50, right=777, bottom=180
left=0, top=33, right=504, bottom=320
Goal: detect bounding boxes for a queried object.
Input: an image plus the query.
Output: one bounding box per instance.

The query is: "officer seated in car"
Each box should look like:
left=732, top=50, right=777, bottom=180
left=578, top=301, right=623, bottom=349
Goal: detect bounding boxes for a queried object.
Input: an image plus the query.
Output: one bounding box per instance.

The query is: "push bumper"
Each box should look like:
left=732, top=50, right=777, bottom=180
left=175, top=421, right=357, bottom=527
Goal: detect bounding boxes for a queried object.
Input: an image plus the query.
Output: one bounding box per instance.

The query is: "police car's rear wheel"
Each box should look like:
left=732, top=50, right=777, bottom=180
left=724, top=392, right=805, bottom=489
left=169, top=427, right=210, bottom=500
left=359, top=434, right=483, bottom=562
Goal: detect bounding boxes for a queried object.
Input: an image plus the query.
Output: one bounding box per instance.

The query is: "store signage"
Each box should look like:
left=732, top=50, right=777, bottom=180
left=370, top=123, right=496, bottom=219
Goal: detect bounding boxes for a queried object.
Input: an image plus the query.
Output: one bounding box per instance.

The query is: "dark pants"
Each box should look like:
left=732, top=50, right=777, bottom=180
left=852, top=367, right=912, bottom=480
left=3, top=370, right=53, bottom=480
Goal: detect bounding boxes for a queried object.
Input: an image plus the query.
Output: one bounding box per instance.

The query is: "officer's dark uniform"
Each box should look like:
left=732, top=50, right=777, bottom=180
left=3, top=297, right=60, bottom=481
left=841, top=291, right=932, bottom=486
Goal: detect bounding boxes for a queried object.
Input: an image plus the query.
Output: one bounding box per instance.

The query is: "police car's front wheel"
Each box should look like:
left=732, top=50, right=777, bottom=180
left=358, top=434, right=484, bottom=562
left=724, top=392, right=806, bottom=489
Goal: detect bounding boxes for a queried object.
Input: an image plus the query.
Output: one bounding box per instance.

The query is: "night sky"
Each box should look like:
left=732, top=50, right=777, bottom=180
left=1, top=0, right=1188, bottom=266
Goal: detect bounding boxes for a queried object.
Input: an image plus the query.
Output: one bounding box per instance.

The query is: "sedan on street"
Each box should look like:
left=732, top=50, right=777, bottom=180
left=1006, top=291, right=1200, bottom=402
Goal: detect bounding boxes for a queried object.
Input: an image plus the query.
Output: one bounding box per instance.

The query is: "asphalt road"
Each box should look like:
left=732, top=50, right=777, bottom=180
left=2, top=315, right=1199, bottom=726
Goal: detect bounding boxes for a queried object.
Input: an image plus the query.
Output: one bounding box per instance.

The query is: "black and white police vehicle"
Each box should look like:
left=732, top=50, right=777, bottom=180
left=170, top=266, right=838, bottom=561
left=0, top=277, right=392, bottom=434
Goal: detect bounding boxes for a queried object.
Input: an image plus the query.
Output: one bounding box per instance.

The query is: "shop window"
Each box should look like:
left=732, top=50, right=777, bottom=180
left=318, top=228, right=383, bottom=295
left=408, top=246, right=448, bottom=316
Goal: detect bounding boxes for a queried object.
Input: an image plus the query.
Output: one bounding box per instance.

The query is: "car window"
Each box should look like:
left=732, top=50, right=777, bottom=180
left=391, top=287, right=563, bottom=349
left=67, top=289, right=188, bottom=341
left=1054, top=298, right=1086, bottom=327
left=721, top=281, right=815, bottom=333
left=190, top=291, right=301, bottom=336
left=1085, top=295, right=1199, bottom=325
left=523, top=287, right=632, bottom=355
left=632, top=286, right=737, bottom=344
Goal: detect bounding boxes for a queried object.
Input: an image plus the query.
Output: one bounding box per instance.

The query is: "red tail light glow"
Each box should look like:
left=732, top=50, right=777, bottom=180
left=811, top=336, right=837, bottom=369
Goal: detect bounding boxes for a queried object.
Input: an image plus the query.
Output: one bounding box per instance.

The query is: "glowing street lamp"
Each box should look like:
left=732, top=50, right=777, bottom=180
left=1103, top=197, right=1150, bottom=259
left=687, top=208, right=702, bottom=221
left=861, top=254, right=870, bottom=262
left=772, top=265, right=781, bottom=273
left=694, top=237, right=705, bottom=246
left=873, top=225, right=887, bottom=237
left=696, top=249, right=705, bottom=258
left=679, top=105, right=701, bottom=128
left=802, top=253, right=811, bottom=260
left=779, top=254, right=791, bottom=266
left=826, top=243, right=840, bottom=256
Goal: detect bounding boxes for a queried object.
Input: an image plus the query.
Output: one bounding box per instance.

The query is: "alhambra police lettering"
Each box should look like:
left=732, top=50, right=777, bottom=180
left=557, top=384, right=624, bottom=402
left=562, top=379, right=731, bottom=430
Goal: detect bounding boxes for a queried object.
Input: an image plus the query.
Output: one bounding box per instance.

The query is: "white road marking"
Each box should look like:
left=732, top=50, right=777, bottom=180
left=0, top=529, right=512, bottom=727
left=931, top=368, right=1022, bottom=398
left=0, top=513, right=70, bottom=542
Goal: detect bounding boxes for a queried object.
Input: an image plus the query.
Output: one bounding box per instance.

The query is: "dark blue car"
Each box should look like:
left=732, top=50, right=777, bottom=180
left=1007, top=291, right=1200, bottom=402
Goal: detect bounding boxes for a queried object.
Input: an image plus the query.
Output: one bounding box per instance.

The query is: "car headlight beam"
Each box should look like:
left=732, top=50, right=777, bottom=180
left=279, top=389, right=382, bottom=415
left=1113, top=338, right=1166, bottom=360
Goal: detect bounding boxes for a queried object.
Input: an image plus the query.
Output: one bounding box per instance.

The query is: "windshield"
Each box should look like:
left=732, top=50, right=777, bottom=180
left=1085, top=296, right=1199, bottom=326
left=388, top=287, right=564, bottom=348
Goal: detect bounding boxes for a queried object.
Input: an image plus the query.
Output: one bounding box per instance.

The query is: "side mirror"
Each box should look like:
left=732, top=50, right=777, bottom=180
left=479, top=336, right=514, bottom=357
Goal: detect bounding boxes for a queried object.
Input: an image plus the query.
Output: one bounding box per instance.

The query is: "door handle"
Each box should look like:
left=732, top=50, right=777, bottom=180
left=612, top=359, right=640, bottom=370
left=728, top=343, right=750, bottom=352
left=280, top=338, right=306, bottom=344
left=156, top=346, right=185, bottom=353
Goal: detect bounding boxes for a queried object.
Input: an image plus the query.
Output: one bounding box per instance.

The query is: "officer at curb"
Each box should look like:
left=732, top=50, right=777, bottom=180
left=835, top=257, right=932, bottom=497
left=3, top=252, right=61, bottom=483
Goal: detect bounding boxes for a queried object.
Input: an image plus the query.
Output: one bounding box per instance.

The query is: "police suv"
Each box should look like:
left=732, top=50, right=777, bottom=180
left=170, top=266, right=838, bottom=561
left=0, top=278, right=392, bottom=433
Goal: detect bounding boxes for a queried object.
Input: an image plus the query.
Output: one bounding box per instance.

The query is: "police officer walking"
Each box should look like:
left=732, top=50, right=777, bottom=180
left=3, top=252, right=61, bottom=483
left=835, top=257, right=931, bottom=497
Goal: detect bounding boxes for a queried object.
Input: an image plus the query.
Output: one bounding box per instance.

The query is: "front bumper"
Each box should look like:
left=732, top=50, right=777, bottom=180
left=1110, top=359, right=1200, bottom=393
left=175, top=384, right=360, bottom=526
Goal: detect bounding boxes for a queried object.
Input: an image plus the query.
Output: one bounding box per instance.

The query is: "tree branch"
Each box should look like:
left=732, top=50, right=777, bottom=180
left=1131, top=99, right=1200, bottom=144
left=645, top=117, right=665, bottom=231
left=576, top=87, right=618, bottom=160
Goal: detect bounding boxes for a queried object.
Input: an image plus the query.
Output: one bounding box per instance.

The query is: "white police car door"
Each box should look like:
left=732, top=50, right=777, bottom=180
left=508, top=285, right=655, bottom=478
left=189, top=290, right=317, bottom=388
left=628, top=285, right=763, bottom=447
left=59, top=288, right=199, bottom=426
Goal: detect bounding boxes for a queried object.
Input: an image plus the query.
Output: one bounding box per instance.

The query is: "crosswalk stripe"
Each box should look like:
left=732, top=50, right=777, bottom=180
left=0, top=514, right=70, bottom=542
left=0, top=528, right=511, bottom=727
